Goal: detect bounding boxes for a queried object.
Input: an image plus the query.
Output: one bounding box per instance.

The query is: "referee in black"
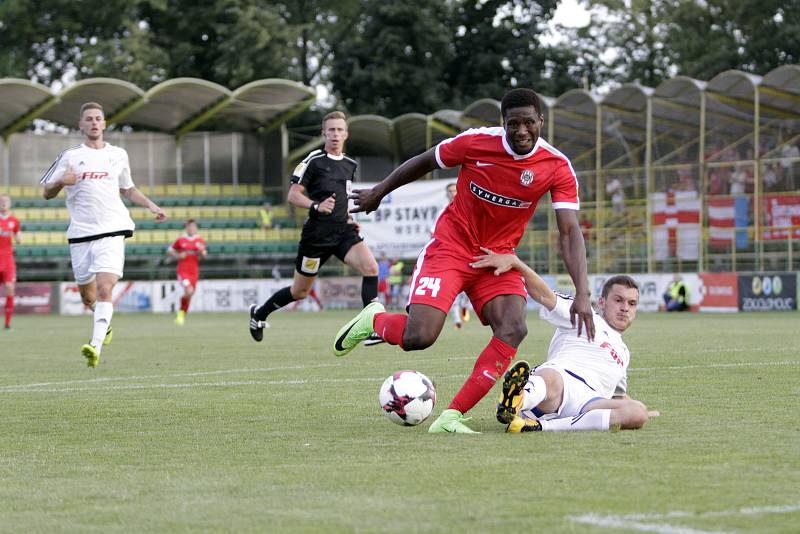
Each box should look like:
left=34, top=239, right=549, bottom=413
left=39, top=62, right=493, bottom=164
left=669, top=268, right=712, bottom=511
left=249, top=111, right=379, bottom=341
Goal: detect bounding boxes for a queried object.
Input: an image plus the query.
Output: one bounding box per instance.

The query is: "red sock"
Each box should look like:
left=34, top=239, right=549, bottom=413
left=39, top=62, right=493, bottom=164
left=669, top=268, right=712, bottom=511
left=180, top=295, right=191, bottom=313
left=4, top=295, right=13, bottom=328
left=448, top=336, right=517, bottom=414
left=373, top=312, right=407, bottom=350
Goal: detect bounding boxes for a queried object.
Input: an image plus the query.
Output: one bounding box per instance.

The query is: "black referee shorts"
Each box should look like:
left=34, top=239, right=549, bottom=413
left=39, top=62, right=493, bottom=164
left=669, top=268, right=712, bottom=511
left=294, top=222, right=364, bottom=276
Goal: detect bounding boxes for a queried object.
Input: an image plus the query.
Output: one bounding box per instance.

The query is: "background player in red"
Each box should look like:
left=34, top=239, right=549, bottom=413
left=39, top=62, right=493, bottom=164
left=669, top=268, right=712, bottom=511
left=333, top=88, right=594, bottom=433
left=0, top=194, right=21, bottom=330
left=167, top=218, right=207, bottom=325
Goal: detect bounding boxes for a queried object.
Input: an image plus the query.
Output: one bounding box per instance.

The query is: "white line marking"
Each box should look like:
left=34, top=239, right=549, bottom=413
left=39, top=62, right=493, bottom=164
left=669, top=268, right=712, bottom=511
left=630, top=360, right=800, bottom=373
left=569, top=514, right=723, bottom=534
left=568, top=503, right=800, bottom=533
left=1, top=359, right=797, bottom=393
left=0, top=374, right=471, bottom=394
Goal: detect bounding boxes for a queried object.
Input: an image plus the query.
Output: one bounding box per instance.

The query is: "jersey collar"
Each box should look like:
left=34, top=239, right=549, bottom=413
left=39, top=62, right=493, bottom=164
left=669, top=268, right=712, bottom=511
left=501, top=135, right=543, bottom=160
left=325, top=152, right=345, bottom=161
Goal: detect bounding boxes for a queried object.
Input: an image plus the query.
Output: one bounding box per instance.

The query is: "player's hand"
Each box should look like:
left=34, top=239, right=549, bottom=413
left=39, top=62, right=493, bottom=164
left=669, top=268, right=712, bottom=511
left=470, top=247, right=517, bottom=276
left=151, top=205, right=168, bottom=222
left=318, top=194, right=336, bottom=214
left=349, top=188, right=383, bottom=214
left=60, top=168, right=79, bottom=186
left=570, top=293, right=595, bottom=341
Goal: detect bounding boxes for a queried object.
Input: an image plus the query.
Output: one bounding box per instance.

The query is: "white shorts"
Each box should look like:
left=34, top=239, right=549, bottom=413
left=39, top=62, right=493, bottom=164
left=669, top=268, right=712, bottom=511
left=69, top=236, right=126, bottom=285
left=520, top=361, right=606, bottom=421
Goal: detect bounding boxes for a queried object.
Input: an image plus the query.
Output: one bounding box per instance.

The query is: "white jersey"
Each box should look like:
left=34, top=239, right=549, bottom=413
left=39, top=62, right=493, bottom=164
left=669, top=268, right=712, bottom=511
left=40, top=143, right=136, bottom=241
left=539, top=293, right=630, bottom=398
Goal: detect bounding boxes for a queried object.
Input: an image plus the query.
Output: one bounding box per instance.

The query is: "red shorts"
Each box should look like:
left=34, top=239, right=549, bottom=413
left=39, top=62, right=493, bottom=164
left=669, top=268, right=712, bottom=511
left=0, top=257, right=16, bottom=284
left=178, top=273, right=198, bottom=289
left=378, top=279, right=388, bottom=293
left=407, top=239, right=526, bottom=324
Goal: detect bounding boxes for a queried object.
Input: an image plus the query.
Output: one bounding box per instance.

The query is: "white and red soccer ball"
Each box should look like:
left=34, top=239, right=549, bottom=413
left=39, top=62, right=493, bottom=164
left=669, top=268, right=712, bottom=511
left=379, top=370, right=436, bottom=426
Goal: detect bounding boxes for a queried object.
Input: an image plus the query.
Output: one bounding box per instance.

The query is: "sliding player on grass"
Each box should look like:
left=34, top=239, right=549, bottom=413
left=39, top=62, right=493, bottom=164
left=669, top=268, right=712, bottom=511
left=470, top=248, right=659, bottom=433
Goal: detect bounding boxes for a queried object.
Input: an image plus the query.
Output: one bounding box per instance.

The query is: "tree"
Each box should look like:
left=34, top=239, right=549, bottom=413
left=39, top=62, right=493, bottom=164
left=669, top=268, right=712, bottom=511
left=330, top=1, right=455, bottom=116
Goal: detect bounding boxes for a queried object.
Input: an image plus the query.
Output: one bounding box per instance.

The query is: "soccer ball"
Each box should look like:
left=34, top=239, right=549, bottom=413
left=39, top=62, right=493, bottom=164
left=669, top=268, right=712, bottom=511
left=379, top=370, right=436, bottom=426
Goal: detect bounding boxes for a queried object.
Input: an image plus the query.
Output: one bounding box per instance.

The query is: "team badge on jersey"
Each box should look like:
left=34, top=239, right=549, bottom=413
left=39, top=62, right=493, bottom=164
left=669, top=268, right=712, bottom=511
left=520, top=169, right=535, bottom=187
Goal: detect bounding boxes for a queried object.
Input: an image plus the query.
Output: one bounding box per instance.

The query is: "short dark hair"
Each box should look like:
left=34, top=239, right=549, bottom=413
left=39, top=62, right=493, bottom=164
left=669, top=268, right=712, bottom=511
left=500, top=89, right=543, bottom=119
left=601, top=275, right=639, bottom=299
left=80, top=102, right=104, bottom=118
left=322, top=111, right=346, bottom=128
left=185, top=218, right=197, bottom=226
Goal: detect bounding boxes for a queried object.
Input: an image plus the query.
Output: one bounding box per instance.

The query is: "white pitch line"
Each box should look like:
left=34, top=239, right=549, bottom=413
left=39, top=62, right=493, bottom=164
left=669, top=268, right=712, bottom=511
left=0, top=374, right=471, bottom=394
left=568, top=503, right=800, bottom=533
left=1, top=359, right=797, bottom=393
left=630, top=360, right=800, bottom=372
left=568, top=514, right=723, bottom=534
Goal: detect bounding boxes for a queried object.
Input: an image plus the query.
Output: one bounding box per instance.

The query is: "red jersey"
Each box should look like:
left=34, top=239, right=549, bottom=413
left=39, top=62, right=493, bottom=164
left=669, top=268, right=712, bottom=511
left=170, top=234, right=206, bottom=277
left=0, top=214, right=20, bottom=258
left=433, top=127, right=579, bottom=254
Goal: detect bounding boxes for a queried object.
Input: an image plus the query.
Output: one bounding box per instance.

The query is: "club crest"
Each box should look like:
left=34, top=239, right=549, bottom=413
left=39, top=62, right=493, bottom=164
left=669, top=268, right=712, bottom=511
left=520, top=169, right=535, bottom=187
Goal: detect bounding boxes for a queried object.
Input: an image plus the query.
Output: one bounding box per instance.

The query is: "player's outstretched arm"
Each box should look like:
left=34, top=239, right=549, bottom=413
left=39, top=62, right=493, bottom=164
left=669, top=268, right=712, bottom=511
left=122, top=187, right=167, bottom=222
left=555, top=209, right=594, bottom=340
left=350, top=149, right=438, bottom=214
left=470, top=247, right=556, bottom=310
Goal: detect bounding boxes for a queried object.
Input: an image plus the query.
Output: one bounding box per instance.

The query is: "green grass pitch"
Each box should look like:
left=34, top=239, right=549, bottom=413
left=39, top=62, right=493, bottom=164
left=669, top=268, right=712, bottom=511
left=1, top=310, right=798, bottom=532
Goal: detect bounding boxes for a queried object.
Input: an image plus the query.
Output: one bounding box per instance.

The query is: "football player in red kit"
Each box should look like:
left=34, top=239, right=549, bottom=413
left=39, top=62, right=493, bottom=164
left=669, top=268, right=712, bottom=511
left=334, top=88, right=594, bottom=433
left=0, top=194, right=21, bottom=330
left=167, top=219, right=207, bottom=325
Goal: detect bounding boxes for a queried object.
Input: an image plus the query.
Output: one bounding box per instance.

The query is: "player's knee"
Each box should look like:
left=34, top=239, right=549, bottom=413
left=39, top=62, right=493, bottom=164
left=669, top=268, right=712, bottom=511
left=361, top=262, right=379, bottom=277
left=402, top=330, right=436, bottom=351
left=494, top=319, right=527, bottom=346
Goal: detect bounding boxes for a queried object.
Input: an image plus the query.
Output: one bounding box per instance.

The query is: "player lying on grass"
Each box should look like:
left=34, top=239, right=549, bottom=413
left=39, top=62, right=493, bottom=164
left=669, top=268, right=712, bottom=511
left=470, top=248, right=659, bottom=433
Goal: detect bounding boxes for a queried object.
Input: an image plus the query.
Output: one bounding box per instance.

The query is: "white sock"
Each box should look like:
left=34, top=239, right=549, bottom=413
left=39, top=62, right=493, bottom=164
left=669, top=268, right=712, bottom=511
left=520, top=375, right=547, bottom=412
left=540, top=409, right=611, bottom=432
left=90, top=301, right=113, bottom=350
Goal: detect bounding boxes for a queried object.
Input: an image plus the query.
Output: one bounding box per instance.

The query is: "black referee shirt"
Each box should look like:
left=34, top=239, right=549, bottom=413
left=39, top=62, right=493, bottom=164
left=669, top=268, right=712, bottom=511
left=291, top=149, right=357, bottom=225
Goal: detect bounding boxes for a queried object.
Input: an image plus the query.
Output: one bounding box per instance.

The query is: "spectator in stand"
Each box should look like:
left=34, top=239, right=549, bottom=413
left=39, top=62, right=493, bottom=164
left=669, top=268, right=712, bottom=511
left=763, top=163, right=780, bottom=192
left=729, top=165, right=750, bottom=196
left=259, top=202, right=277, bottom=230
left=606, top=177, right=624, bottom=215
left=780, top=143, right=799, bottom=190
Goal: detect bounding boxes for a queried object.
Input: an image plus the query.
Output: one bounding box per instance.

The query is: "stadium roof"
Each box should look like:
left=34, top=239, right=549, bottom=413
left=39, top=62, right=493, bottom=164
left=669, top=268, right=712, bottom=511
left=0, top=77, right=315, bottom=140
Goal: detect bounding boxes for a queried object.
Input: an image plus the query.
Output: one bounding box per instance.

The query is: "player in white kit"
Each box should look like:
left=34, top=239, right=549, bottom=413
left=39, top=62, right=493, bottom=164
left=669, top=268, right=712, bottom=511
left=470, top=248, right=659, bottom=432
left=41, top=102, right=167, bottom=367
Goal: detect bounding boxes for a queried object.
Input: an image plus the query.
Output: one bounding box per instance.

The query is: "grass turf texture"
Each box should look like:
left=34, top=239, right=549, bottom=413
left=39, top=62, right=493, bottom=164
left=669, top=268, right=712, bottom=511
left=1, top=311, right=798, bottom=533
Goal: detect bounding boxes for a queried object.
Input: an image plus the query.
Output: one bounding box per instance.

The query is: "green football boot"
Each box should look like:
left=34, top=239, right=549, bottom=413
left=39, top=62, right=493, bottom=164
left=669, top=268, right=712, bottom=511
left=332, top=301, right=385, bottom=357
left=103, top=325, right=113, bottom=346
left=81, top=344, right=100, bottom=368
left=427, top=409, right=480, bottom=434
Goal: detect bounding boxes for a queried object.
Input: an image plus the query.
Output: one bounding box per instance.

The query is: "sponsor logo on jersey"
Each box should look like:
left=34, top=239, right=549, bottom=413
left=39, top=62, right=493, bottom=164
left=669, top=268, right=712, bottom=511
left=469, top=181, right=531, bottom=209
left=81, top=171, right=109, bottom=180
left=520, top=169, right=535, bottom=186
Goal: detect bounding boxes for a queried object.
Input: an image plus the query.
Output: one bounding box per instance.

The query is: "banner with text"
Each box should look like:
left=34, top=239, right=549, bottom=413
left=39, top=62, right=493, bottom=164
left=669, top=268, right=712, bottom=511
left=352, top=179, right=452, bottom=259
left=738, top=273, right=796, bottom=311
